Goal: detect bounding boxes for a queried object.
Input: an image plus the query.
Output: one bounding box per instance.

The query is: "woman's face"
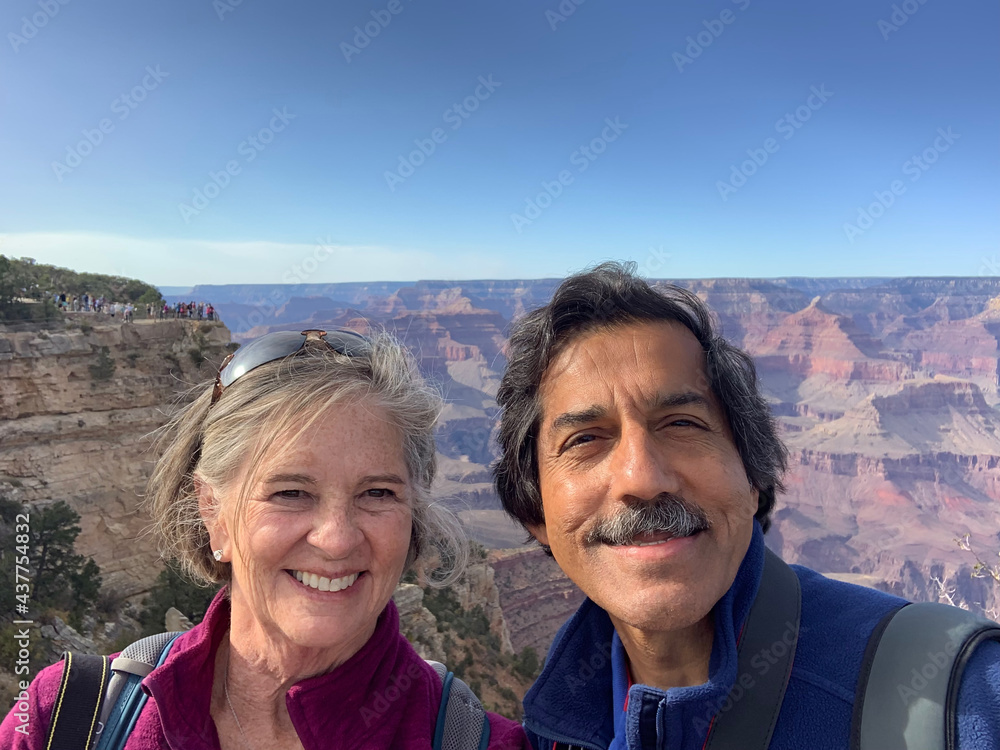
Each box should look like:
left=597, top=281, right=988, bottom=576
left=205, top=399, right=415, bottom=660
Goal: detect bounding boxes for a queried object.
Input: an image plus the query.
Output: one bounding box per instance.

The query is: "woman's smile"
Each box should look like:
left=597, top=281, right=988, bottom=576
left=289, top=568, right=364, bottom=593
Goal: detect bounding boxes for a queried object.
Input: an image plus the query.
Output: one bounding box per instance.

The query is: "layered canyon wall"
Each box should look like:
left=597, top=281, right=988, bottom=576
left=3, top=276, right=998, bottom=665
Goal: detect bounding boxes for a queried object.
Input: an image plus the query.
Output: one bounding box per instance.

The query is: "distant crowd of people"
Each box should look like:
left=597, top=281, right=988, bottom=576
left=56, top=292, right=136, bottom=321
left=157, top=301, right=217, bottom=321
left=53, top=292, right=218, bottom=323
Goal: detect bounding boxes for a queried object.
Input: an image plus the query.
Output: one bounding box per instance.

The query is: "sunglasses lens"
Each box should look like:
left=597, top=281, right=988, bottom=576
left=321, top=329, right=370, bottom=357
left=219, top=331, right=307, bottom=387
left=218, top=329, right=372, bottom=388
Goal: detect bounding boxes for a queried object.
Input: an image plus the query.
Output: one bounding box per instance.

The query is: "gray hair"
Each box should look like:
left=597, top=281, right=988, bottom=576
left=146, top=329, right=467, bottom=587
left=493, top=262, right=787, bottom=535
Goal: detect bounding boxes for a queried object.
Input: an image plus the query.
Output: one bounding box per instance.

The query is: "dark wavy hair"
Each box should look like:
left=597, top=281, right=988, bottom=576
left=493, top=262, right=787, bottom=534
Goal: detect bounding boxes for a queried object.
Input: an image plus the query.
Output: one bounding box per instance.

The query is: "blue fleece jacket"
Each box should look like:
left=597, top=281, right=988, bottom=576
left=522, top=523, right=1000, bottom=750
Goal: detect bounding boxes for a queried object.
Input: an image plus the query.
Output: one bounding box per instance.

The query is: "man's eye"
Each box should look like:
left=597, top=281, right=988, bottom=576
left=563, top=434, right=597, bottom=450
left=668, top=418, right=704, bottom=429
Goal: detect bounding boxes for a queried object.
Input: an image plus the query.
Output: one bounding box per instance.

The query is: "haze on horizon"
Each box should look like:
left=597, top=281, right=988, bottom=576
left=1, top=0, right=997, bottom=287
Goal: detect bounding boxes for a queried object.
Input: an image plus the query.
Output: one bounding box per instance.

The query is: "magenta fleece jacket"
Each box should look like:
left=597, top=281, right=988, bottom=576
left=0, top=590, right=531, bottom=750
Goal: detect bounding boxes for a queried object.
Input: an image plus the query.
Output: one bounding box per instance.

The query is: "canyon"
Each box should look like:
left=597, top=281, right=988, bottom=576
left=164, top=275, right=1000, bottom=632
left=2, top=275, right=998, bottom=693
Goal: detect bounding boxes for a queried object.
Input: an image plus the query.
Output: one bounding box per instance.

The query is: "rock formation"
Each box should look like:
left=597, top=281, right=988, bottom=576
left=0, top=315, right=233, bottom=595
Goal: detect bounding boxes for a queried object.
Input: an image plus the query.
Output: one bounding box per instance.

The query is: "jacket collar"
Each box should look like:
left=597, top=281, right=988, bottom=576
left=523, top=522, right=766, bottom=750
left=142, top=589, right=439, bottom=749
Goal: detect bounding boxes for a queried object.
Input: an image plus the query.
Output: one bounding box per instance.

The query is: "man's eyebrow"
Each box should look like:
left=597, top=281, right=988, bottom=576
left=548, top=405, right=607, bottom=436
left=546, top=393, right=711, bottom=437
left=654, top=392, right=711, bottom=410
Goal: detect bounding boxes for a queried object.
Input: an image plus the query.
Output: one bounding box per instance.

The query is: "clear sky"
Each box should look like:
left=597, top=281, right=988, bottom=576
left=1, top=0, right=998, bottom=286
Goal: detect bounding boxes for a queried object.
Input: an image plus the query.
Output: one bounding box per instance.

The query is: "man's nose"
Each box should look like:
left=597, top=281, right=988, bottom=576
left=609, top=425, right=681, bottom=502
left=307, top=505, right=365, bottom=557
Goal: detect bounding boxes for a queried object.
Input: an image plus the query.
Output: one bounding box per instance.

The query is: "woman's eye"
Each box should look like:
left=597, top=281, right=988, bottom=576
left=364, top=488, right=397, bottom=499
left=274, top=489, right=305, bottom=500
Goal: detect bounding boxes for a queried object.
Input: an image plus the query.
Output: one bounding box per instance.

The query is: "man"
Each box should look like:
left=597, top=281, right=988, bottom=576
left=493, top=263, right=1000, bottom=750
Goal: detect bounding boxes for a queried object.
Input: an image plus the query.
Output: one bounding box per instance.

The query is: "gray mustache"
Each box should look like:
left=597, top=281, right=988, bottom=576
left=586, top=495, right=711, bottom=546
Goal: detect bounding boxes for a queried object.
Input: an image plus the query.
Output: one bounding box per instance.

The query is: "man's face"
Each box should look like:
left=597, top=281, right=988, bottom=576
left=533, top=320, right=758, bottom=635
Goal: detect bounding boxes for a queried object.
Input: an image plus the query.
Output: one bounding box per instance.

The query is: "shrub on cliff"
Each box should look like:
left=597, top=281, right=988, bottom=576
left=138, top=563, right=220, bottom=637
left=0, top=256, right=57, bottom=321
left=512, top=646, right=540, bottom=680
left=89, top=346, right=116, bottom=381
left=0, top=254, right=162, bottom=314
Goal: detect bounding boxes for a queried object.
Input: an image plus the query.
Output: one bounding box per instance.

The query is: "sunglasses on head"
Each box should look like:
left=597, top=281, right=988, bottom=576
left=211, top=328, right=371, bottom=405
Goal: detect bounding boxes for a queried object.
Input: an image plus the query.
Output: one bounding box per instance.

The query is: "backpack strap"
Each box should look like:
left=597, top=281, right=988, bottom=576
left=95, top=632, right=182, bottom=750
left=426, top=660, right=491, bottom=750
left=44, top=652, right=111, bottom=750
left=703, top=546, right=802, bottom=750
left=44, top=632, right=183, bottom=750
left=851, top=601, right=1000, bottom=750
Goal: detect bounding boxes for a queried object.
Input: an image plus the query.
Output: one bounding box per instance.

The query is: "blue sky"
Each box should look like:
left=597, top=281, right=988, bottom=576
left=1, top=0, right=997, bottom=285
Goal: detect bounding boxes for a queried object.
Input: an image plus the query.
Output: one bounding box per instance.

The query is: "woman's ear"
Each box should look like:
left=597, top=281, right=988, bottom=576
left=196, top=475, right=230, bottom=561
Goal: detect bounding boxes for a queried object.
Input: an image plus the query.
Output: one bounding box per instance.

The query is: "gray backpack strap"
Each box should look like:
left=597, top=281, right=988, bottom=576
left=851, top=602, right=1000, bottom=750
left=95, top=631, right=184, bottom=750
left=704, top=547, right=801, bottom=750
left=426, top=660, right=492, bottom=750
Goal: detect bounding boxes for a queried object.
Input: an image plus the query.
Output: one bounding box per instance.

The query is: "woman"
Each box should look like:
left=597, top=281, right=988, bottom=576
left=1, top=328, right=530, bottom=749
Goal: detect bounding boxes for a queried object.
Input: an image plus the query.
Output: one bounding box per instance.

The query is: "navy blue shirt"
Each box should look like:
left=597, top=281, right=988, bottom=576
left=523, top=522, right=1000, bottom=750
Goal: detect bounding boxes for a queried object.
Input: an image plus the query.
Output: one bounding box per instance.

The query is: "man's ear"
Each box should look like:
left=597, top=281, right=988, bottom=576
left=525, top=523, right=554, bottom=557
left=195, top=476, right=230, bottom=559
left=525, top=522, right=549, bottom=548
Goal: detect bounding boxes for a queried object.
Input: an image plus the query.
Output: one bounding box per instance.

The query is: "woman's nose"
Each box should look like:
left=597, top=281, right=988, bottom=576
left=307, top=506, right=365, bottom=558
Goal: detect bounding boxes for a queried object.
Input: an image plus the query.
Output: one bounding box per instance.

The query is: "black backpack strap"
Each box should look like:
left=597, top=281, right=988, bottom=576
left=45, top=651, right=111, bottom=750
left=704, top=547, right=801, bottom=750
left=851, top=601, right=1000, bottom=750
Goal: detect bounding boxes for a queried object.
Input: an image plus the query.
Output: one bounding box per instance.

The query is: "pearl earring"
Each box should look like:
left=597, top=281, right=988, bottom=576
left=213, top=549, right=224, bottom=561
